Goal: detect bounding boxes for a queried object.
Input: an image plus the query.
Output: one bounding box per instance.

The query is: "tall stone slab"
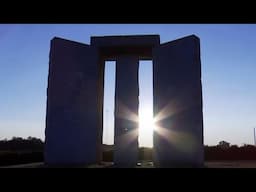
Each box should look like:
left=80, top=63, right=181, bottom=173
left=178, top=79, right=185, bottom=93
left=153, top=35, right=204, bottom=167
left=45, top=37, right=101, bottom=165
left=114, top=55, right=139, bottom=167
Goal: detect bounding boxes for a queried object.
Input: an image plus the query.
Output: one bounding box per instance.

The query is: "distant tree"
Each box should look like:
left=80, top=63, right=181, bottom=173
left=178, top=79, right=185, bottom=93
left=217, top=141, right=230, bottom=149
left=12, top=137, right=23, bottom=141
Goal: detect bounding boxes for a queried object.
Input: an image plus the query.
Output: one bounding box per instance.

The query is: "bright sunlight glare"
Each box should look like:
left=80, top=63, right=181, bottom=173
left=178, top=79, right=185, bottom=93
left=138, top=60, right=154, bottom=148
left=138, top=108, right=155, bottom=148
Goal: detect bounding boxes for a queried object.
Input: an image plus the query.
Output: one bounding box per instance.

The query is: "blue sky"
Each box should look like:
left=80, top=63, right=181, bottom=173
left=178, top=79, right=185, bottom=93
left=0, top=24, right=256, bottom=147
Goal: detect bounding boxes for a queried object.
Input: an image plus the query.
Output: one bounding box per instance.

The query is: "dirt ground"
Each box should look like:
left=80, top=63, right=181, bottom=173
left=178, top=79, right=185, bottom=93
left=205, top=161, right=256, bottom=168
left=2, top=161, right=256, bottom=168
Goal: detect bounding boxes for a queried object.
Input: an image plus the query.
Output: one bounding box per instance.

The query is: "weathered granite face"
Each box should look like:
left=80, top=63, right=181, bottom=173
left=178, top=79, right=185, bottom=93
left=153, top=35, right=204, bottom=167
left=44, top=37, right=101, bottom=165
left=113, top=55, right=139, bottom=167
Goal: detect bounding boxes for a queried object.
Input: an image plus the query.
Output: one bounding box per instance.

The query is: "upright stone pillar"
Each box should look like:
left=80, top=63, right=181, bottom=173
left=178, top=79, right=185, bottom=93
left=45, top=37, right=101, bottom=165
left=153, top=35, right=204, bottom=167
left=114, top=55, right=139, bottom=167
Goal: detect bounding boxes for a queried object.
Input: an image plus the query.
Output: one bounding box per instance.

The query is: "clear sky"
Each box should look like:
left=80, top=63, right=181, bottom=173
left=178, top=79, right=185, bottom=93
left=1, top=24, right=256, bottom=147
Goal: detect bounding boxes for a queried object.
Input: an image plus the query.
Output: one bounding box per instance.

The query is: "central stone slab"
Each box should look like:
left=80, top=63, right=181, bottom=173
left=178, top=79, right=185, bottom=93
left=113, top=55, right=139, bottom=167
left=91, top=35, right=160, bottom=167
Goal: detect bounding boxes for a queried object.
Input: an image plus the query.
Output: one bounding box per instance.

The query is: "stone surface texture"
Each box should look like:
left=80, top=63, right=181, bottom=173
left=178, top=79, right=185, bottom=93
left=153, top=35, right=204, bottom=167
left=114, top=55, right=139, bottom=167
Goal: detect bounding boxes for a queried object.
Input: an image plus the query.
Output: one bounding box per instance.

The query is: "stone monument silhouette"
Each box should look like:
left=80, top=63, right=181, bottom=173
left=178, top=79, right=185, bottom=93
left=44, top=35, right=204, bottom=167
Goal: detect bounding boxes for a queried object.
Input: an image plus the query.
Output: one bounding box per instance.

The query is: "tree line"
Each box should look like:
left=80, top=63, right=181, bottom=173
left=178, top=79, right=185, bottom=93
left=1, top=137, right=256, bottom=166
left=205, top=144, right=256, bottom=161
left=0, top=137, right=44, bottom=151
left=0, top=137, right=44, bottom=166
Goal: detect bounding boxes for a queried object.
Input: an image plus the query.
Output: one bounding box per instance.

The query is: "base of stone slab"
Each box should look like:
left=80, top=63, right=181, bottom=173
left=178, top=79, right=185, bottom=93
left=153, top=161, right=204, bottom=168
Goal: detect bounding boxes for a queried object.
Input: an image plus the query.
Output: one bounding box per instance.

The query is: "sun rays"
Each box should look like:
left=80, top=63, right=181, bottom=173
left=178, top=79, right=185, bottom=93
left=113, top=95, right=198, bottom=155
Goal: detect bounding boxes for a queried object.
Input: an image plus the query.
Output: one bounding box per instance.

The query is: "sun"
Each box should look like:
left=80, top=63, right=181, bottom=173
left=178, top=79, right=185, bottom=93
left=138, top=108, right=156, bottom=147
